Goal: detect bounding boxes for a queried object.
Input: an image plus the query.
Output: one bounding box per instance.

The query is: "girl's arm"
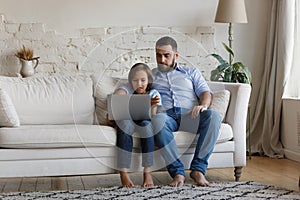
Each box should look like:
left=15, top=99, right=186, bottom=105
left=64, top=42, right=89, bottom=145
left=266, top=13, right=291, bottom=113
left=150, top=95, right=160, bottom=116
left=151, top=104, right=158, bottom=116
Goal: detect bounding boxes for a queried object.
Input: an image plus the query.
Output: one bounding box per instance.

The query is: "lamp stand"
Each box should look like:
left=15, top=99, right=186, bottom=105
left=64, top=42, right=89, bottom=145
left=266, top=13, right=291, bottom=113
left=228, top=22, right=233, bottom=65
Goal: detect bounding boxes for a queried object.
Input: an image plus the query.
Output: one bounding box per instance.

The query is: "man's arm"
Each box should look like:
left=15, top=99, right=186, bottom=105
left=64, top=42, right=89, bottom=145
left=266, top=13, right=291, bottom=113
left=191, top=91, right=212, bottom=119
left=199, top=91, right=212, bottom=109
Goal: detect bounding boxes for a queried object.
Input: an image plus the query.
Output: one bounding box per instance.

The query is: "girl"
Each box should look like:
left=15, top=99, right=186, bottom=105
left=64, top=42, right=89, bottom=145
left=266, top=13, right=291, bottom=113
left=113, top=63, right=161, bottom=187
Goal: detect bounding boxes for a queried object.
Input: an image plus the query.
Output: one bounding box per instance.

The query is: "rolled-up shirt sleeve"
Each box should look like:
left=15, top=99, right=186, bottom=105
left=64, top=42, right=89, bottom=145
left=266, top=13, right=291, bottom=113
left=190, top=67, right=211, bottom=98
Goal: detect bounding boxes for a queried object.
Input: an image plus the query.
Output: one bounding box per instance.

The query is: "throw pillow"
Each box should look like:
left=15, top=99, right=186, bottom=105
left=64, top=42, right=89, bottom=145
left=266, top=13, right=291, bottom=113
left=92, top=74, right=126, bottom=125
left=0, top=88, right=20, bottom=127
left=209, top=90, right=230, bottom=122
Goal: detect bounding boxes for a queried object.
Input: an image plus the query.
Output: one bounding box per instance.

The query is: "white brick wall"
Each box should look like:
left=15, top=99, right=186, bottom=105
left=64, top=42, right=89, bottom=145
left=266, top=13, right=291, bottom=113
left=0, top=14, right=217, bottom=80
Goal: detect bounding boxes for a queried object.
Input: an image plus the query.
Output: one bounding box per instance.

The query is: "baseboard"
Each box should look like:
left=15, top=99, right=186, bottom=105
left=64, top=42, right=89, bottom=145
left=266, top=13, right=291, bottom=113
left=284, top=149, right=300, bottom=162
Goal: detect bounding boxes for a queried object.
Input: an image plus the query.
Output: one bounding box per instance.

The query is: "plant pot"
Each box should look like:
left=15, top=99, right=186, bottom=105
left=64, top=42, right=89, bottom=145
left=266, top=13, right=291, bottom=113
left=19, top=58, right=39, bottom=77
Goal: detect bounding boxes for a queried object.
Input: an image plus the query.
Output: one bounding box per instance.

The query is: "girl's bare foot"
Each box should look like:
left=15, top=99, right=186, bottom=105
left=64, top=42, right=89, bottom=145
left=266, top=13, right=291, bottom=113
left=120, top=171, right=134, bottom=187
left=190, top=170, right=210, bottom=187
left=169, top=174, right=185, bottom=187
left=142, top=172, right=154, bottom=187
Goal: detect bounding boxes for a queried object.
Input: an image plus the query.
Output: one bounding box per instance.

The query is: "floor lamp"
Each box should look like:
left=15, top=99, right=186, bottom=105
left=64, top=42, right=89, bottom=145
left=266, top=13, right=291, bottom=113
left=214, top=0, right=248, bottom=64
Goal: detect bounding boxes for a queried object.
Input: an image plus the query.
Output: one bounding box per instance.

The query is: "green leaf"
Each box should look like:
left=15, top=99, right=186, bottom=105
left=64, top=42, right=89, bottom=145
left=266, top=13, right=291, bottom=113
left=210, top=69, right=222, bottom=81
left=224, top=69, right=232, bottom=82
left=209, top=42, right=252, bottom=84
left=236, top=72, right=249, bottom=84
left=232, top=62, right=241, bottom=71
left=233, top=62, right=252, bottom=83
left=216, top=63, right=230, bottom=72
left=210, top=53, right=227, bottom=64
left=222, top=42, right=234, bottom=58
left=231, top=70, right=238, bottom=82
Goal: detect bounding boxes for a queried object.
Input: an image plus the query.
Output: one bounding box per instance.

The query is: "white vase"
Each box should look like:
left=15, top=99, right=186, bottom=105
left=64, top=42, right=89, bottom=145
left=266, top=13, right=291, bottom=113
left=19, top=58, right=39, bottom=77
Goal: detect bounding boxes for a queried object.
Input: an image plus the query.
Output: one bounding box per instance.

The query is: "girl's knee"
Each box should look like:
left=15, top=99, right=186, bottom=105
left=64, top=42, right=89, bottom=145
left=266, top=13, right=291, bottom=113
left=138, top=120, right=151, bottom=126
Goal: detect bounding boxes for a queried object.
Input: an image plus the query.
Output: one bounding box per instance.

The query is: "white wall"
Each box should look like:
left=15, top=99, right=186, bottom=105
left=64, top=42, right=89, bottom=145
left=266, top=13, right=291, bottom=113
left=0, top=0, right=217, bottom=35
left=0, top=0, right=272, bottom=107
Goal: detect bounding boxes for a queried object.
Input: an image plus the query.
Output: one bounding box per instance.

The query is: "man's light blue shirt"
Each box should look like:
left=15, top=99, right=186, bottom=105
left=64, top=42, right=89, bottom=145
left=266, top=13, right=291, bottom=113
left=152, top=65, right=211, bottom=112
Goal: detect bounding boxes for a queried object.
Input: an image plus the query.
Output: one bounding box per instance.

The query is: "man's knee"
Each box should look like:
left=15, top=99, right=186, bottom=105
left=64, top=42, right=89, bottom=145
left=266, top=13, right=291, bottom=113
left=209, top=109, right=222, bottom=124
left=201, top=109, right=221, bottom=123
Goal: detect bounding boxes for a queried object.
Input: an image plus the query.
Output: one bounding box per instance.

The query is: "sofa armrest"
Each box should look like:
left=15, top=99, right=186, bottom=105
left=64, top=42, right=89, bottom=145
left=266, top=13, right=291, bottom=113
left=208, top=81, right=252, bottom=166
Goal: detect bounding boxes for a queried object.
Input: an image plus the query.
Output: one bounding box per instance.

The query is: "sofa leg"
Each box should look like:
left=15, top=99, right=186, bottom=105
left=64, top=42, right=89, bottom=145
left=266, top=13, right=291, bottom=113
left=234, top=167, right=242, bottom=181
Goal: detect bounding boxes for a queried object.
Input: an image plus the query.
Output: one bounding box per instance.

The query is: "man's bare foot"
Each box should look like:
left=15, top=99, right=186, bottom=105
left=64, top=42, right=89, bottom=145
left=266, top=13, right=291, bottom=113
left=120, top=171, right=134, bottom=187
left=142, top=172, right=154, bottom=187
left=190, top=170, right=210, bottom=187
left=169, top=174, right=185, bottom=187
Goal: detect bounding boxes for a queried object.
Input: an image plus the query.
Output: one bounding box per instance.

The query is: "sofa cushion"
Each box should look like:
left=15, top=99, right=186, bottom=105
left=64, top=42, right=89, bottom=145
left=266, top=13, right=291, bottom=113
left=0, top=124, right=116, bottom=148
left=0, top=89, right=20, bottom=127
left=172, top=123, right=233, bottom=147
left=209, top=90, right=230, bottom=121
left=0, top=122, right=232, bottom=151
left=0, top=74, right=94, bottom=125
left=132, top=123, right=233, bottom=148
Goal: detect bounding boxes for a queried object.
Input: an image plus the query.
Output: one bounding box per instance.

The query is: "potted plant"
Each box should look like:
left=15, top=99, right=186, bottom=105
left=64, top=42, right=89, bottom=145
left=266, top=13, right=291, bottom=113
left=15, top=45, right=39, bottom=77
left=210, top=43, right=252, bottom=84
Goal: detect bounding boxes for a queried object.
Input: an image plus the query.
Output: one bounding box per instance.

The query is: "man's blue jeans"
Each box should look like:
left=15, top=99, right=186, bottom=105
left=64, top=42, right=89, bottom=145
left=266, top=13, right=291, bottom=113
left=154, top=107, right=221, bottom=178
left=116, top=119, right=154, bottom=169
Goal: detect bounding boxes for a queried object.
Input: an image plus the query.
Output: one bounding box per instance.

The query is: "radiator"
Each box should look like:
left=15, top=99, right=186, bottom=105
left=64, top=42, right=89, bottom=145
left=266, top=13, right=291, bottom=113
left=281, top=98, right=300, bottom=162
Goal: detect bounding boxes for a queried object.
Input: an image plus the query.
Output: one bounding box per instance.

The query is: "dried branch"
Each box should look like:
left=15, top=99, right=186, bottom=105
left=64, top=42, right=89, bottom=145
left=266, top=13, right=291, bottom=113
left=15, top=45, right=36, bottom=60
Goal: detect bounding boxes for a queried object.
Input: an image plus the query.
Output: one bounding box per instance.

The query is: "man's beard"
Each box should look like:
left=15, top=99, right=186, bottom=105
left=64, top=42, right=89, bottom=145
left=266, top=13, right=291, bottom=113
left=157, top=58, right=176, bottom=72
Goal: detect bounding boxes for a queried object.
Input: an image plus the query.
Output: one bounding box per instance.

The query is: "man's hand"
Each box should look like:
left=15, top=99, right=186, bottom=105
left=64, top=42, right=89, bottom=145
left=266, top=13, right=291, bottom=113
left=190, top=91, right=211, bottom=119
left=191, top=105, right=207, bottom=119
left=151, top=95, right=160, bottom=106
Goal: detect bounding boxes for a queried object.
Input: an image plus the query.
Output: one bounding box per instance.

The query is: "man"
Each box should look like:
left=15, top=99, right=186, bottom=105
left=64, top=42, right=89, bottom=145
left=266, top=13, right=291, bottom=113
left=152, top=36, right=221, bottom=187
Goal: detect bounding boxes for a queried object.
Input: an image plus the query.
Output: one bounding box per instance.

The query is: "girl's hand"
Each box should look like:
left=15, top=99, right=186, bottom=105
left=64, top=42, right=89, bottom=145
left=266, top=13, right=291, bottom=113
left=106, top=113, right=116, bottom=127
left=151, top=95, right=160, bottom=106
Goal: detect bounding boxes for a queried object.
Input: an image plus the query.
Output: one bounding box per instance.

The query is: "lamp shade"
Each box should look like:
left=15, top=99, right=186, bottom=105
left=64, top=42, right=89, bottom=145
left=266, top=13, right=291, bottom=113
left=215, top=0, right=248, bottom=23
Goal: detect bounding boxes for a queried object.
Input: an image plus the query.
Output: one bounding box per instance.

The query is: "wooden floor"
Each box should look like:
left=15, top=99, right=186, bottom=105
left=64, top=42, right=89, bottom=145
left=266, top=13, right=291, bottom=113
left=0, top=156, right=299, bottom=193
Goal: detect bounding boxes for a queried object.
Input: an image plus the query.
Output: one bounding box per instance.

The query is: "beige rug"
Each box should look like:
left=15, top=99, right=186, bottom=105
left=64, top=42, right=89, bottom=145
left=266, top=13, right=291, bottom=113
left=0, top=181, right=299, bottom=199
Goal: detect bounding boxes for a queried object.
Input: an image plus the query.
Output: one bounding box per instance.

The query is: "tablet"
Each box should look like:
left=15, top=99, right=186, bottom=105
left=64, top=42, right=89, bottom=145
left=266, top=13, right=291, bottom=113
left=107, top=94, right=151, bottom=120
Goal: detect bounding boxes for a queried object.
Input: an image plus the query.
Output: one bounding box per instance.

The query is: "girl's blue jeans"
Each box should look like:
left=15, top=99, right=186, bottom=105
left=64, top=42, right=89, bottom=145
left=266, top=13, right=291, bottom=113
left=116, top=119, right=154, bottom=169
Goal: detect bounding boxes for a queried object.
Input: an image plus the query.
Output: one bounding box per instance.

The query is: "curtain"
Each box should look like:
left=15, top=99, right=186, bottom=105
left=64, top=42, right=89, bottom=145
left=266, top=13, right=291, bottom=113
left=283, top=1, right=300, bottom=98
left=250, top=0, right=295, bottom=157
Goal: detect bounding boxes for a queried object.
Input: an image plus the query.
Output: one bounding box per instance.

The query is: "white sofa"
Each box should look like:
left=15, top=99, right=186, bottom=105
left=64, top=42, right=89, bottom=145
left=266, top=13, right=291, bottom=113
left=0, top=73, right=251, bottom=181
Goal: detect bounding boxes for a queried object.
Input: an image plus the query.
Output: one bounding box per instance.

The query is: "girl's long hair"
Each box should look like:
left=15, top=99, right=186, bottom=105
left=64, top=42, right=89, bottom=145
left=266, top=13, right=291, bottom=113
left=128, top=63, right=154, bottom=92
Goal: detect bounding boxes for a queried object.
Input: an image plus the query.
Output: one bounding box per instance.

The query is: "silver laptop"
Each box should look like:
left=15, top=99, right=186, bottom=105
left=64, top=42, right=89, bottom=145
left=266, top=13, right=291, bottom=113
left=107, top=94, right=151, bottom=120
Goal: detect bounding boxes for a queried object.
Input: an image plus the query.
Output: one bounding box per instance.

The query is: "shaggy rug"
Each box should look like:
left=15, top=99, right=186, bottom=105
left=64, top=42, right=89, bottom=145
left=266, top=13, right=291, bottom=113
left=0, top=181, right=299, bottom=200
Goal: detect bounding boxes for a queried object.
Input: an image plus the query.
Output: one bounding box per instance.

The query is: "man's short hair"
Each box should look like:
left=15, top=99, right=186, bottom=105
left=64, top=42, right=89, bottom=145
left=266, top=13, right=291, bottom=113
left=155, top=36, right=177, bottom=52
